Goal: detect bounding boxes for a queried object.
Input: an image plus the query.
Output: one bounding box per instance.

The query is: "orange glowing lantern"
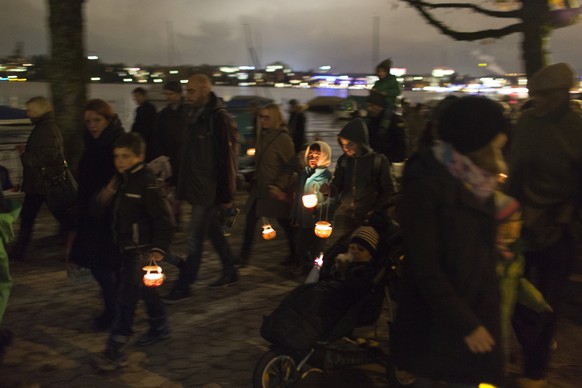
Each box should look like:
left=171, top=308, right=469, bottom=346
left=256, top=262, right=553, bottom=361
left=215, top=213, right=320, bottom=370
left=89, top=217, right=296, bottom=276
left=261, top=218, right=277, bottom=240
left=246, top=148, right=256, bottom=156
left=143, top=260, right=165, bottom=287
left=314, top=221, right=333, bottom=238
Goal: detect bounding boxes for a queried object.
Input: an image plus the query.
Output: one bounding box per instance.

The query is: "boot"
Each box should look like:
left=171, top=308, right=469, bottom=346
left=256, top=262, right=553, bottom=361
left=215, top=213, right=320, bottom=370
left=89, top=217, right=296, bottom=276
left=91, top=335, right=128, bottom=371
left=136, top=317, right=169, bottom=346
left=209, top=270, right=238, bottom=288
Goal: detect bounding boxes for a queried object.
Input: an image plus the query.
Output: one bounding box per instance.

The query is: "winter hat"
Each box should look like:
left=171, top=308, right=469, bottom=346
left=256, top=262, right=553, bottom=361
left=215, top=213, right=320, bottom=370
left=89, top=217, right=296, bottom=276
left=338, top=118, right=369, bottom=146
left=163, top=81, right=182, bottom=94
left=528, top=62, right=577, bottom=93
left=350, top=226, right=379, bottom=255
left=367, top=90, right=387, bottom=108
left=438, top=96, right=507, bottom=154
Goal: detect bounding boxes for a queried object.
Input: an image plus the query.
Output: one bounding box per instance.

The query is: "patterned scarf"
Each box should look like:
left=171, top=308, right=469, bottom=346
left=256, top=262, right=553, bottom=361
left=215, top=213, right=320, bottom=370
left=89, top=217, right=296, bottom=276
left=432, top=140, right=497, bottom=202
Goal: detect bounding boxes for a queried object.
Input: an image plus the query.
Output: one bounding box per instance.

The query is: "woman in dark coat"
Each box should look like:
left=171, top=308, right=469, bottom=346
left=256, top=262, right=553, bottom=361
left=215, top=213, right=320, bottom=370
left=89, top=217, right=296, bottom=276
left=70, top=99, right=124, bottom=330
left=10, top=96, right=66, bottom=262
left=391, top=97, right=508, bottom=387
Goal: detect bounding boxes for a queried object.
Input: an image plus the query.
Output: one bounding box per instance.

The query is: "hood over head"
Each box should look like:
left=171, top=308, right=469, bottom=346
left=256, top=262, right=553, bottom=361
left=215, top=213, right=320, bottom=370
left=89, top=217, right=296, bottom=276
left=337, top=118, right=371, bottom=154
left=304, top=141, right=332, bottom=168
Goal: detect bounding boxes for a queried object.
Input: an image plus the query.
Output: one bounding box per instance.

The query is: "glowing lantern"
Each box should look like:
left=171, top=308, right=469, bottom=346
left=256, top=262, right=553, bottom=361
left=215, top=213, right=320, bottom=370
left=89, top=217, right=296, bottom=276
left=302, top=194, right=317, bottom=208
left=143, top=260, right=165, bottom=287
left=261, top=218, right=277, bottom=240
left=314, top=221, right=333, bottom=238
left=246, top=148, right=256, bottom=156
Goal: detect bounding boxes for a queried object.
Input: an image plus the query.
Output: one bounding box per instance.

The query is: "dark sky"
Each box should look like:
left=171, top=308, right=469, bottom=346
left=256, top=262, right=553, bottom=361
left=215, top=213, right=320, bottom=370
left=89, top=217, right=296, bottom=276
left=1, top=0, right=581, bottom=75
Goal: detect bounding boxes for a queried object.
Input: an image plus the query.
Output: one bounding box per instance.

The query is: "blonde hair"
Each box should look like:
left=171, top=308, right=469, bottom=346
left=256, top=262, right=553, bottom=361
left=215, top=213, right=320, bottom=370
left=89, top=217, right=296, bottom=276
left=258, top=103, right=285, bottom=130
left=25, top=96, right=53, bottom=116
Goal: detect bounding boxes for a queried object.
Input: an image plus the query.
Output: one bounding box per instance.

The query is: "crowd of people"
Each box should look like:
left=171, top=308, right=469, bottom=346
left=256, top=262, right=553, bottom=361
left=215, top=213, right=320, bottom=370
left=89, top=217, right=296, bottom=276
left=0, top=59, right=581, bottom=387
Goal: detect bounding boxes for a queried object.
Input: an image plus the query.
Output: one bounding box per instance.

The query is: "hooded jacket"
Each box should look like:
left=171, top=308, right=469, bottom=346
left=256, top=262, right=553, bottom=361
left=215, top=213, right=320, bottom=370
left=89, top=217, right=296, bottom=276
left=20, top=112, right=64, bottom=194
left=291, top=141, right=333, bottom=228
left=329, top=119, right=396, bottom=222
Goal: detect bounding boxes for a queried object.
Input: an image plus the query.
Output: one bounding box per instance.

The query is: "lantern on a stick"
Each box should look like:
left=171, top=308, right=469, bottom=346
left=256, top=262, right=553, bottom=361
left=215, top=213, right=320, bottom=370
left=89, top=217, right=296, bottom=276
left=302, top=184, right=318, bottom=209
left=143, top=258, right=165, bottom=287
left=313, top=197, right=333, bottom=238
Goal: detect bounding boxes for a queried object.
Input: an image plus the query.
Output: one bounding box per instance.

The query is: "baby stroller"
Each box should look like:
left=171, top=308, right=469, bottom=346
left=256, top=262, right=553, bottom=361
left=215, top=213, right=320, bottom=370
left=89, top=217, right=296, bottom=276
left=253, top=217, right=405, bottom=388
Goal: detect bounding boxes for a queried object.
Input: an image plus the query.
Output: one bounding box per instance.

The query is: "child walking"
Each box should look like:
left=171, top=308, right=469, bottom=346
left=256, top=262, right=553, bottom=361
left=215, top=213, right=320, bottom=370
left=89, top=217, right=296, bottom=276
left=91, top=132, right=174, bottom=371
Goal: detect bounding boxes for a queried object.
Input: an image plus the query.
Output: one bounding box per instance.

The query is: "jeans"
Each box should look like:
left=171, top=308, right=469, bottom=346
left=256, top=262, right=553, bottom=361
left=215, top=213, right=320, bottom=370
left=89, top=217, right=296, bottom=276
left=109, top=252, right=166, bottom=339
left=174, top=205, right=235, bottom=290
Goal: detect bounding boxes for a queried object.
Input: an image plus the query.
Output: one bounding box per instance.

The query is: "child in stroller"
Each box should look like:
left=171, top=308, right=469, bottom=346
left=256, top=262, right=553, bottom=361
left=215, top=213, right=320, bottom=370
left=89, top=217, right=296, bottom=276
left=254, top=216, right=403, bottom=387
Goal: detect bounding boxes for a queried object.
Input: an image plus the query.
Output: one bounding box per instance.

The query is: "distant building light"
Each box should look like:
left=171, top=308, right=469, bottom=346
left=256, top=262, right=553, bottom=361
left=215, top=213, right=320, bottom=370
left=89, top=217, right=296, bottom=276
left=478, top=63, right=488, bottom=67
left=319, top=65, right=331, bottom=71
left=153, top=79, right=163, bottom=83
left=7, top=75, right=17, bottom=78
left=88, top=55, right=99, bottom=60
left=123, top=78, right=133, bottom=82
left=180, top=79, right=188, bottom=84
left=239, top=66, right=255, bottom=70
left=432, top=68, right=455, bottom=77
left=169, top=70, right=179, bottom=74
left=220, top=66, right=239, bottom=73
left=90, top=77, right=101, bottom=81
left=22, top=63, right=33, bottom=67
left=391, top=68, right=407, bottom=77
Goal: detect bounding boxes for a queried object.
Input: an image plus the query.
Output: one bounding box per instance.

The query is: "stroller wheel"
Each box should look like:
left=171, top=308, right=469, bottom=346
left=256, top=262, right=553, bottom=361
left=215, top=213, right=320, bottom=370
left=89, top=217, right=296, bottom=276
left=253, top=347, right=302, bottom=388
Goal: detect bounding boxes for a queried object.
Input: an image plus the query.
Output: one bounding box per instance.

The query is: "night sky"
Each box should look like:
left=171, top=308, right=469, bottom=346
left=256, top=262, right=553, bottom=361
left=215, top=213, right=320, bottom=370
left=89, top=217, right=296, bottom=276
left=1, top=0, right=581, bottom=75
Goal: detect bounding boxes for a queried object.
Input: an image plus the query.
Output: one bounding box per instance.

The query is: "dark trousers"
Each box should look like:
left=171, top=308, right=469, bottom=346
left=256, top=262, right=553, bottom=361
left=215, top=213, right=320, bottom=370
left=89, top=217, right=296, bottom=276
left=175, top=205, right=235, bottom=290
left=109, top=252, right=166, bottom=340
left=240, top=200, right=296, bottom=260
left=513, top=233, right=576, bottom=380
left=91, top=267, right=120, bottom=321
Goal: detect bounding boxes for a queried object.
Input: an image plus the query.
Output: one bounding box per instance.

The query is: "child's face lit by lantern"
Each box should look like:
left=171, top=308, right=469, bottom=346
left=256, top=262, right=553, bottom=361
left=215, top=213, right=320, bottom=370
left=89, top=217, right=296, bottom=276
left=307, top=149, right=321, bottom=169
left=348, top=243, right=373, bottom=263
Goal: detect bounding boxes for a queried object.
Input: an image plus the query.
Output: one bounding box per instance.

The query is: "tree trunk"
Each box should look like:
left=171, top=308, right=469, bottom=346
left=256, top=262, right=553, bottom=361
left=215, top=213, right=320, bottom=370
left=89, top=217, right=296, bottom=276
left=520, top=0, right=551, bottom=79
left=48, top=0, right=86, bottom=172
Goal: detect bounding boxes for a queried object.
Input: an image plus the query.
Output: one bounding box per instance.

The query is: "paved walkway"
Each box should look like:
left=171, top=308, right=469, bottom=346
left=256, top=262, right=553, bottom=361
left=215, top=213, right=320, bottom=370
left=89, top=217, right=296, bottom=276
left=1, top=191, right=581, bottom=387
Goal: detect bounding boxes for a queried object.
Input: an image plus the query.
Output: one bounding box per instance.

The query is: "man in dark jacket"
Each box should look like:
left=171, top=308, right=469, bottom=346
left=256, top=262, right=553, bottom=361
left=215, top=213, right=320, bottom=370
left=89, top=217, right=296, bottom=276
left=505, top=63, right=582, bottom=387
left=10, top=96, right=66, bottom=261
left=288, top=99, right=307, bottom=154
left=131, top=87, right=157, bottom=162
left=321, top=118, right=397, bottom=239
left=163, top=74, right=238, bottom=303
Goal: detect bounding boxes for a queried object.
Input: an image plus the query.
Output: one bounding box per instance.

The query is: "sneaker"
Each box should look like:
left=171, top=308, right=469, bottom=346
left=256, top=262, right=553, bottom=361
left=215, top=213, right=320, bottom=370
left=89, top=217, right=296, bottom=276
left=162, top=288, right=191, bottom=304
left=209, top=272, right=238, bottom=288
left=90, top=350, right=127, bottom=371
left=136, top=326, right=170, bottom=346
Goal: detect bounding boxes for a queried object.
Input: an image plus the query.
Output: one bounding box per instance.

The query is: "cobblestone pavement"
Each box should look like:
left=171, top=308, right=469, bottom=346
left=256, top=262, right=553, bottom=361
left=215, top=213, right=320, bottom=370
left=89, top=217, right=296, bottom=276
left=0, top=191, right=581, bottom=387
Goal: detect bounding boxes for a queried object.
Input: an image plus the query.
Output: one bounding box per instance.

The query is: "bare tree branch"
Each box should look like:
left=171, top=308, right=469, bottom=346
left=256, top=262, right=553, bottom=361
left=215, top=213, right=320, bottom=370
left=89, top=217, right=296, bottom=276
left=401, top=0, right=520, bottom=18
left=405, top=1, right=523, bottom=41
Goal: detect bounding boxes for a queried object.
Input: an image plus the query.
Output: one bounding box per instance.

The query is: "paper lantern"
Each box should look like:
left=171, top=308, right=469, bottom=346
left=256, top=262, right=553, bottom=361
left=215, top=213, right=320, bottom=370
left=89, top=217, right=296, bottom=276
left=262, top=224, right=277, bottom=240
left=314, top=221, right=333, bottom=239
left=143, top=262, right=165, bottom=287
left=302, top=194, right=318, bottom=208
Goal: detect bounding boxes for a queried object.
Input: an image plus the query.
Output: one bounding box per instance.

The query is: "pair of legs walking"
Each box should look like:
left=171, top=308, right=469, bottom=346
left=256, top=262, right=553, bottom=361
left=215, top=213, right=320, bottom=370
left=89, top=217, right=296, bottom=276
left=166, top=205, right=237, bottom=301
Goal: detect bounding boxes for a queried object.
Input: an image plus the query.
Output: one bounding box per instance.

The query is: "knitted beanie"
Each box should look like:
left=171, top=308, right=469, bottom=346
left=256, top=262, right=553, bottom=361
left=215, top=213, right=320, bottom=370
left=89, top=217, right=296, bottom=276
left=528, top=62, right=576, bottom=93
left=350, top=226, right=379, bottom=255
left=438, top=96, right=506, bottom=154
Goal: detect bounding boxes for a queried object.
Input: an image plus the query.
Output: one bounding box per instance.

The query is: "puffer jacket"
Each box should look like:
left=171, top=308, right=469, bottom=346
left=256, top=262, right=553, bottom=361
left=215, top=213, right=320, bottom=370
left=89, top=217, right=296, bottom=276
left=390, top=149, right=503, bottom=386
left=329, top=119, right=396, bottom=222
left=20, top=112, right=64, bottom=194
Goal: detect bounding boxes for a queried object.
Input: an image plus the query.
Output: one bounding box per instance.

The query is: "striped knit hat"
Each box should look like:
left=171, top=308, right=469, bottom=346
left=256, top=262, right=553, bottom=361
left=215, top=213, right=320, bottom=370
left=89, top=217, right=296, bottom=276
left=350, top=226, right=379, bottom=255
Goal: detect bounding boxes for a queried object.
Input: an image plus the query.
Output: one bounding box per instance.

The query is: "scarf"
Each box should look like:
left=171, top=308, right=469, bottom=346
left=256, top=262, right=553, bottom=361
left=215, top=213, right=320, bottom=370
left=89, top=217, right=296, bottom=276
left=432, top=140, right=497, bottom=202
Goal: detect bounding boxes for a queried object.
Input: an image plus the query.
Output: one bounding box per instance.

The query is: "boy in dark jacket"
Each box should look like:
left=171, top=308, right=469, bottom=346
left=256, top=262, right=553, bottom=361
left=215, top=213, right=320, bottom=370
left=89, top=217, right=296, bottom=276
left=92, top=133, right=174, bottom=371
